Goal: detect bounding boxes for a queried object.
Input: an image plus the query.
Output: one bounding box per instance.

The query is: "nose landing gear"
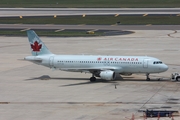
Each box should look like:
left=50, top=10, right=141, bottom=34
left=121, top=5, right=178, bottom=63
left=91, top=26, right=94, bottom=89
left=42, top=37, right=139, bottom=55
left=146, top=73, right=150, bottom=81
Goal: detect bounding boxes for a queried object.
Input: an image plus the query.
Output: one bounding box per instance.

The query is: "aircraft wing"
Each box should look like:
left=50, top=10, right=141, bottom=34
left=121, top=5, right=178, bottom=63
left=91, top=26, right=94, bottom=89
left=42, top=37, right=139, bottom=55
left=59, top=66, right=122, bottom=73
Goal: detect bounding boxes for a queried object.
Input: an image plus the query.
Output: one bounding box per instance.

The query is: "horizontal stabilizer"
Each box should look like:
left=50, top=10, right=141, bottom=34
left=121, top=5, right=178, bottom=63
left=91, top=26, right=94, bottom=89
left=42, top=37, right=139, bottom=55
left=24, top=56, right=42, bottom=63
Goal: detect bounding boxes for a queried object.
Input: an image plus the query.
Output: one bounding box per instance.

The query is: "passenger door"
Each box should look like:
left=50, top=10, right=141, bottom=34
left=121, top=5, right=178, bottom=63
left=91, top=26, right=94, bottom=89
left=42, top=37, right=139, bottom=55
left=143, top=59, right=148, bottom=68
left=49, top=56, right=54, bottom=68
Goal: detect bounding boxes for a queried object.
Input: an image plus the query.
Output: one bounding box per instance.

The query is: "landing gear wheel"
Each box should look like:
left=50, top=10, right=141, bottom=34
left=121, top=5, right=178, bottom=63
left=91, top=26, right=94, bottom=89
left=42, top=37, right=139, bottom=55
left=146, top=78, right=150, bottom=81
left=176, top=76, right=180, bottom=81
left=90, top=77, right=96, bottom=82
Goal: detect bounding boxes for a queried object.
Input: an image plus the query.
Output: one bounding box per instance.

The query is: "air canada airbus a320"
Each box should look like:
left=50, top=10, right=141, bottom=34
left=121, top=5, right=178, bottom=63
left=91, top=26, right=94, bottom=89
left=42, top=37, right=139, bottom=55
left=24, top=30, right=168, bottom=82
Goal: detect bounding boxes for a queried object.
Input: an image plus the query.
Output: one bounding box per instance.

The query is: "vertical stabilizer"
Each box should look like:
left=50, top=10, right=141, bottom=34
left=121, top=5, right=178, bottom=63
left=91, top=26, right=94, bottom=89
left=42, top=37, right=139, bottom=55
left=27, top=30, right=52, bottom=56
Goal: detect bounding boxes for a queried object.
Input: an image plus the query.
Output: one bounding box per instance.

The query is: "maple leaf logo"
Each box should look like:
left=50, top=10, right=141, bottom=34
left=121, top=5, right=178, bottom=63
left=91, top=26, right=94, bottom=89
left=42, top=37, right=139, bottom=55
left=97, top=57, right=102, bottom=61
left=31, top=41, right=42, bottom=52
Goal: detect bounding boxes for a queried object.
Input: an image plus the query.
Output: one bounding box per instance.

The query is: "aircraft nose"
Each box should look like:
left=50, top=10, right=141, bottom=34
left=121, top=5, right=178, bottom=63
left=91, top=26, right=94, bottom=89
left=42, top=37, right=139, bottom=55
left=162, top=64, right=168, bottom=71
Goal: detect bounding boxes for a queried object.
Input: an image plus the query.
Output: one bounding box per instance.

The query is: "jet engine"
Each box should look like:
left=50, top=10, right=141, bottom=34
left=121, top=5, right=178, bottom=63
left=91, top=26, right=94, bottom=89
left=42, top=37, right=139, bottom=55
left=99, top=70, right=116, bottom=80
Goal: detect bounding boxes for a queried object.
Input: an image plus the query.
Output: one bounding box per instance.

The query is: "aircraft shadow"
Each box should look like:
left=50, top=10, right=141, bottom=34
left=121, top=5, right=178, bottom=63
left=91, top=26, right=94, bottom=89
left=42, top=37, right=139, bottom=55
left=60, top=80, right=117, bottom=87
left=25, top=75, right=118, bottom=86
left=25, top=77, right=89, bottom=81
left=117, top=79, right=169, bottom=82
left=24, top=74, right=171, bottom=87
left=25, top=75, right=170, bottom=82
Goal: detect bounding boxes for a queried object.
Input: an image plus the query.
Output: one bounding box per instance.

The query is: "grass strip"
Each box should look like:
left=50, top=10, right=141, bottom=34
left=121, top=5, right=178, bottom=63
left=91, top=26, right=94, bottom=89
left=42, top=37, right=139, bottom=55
left=0, top=0, right=180, bottom=8
left=1, top=16, right=180, bottom=25
left=0, top=30, right=104, bottom=37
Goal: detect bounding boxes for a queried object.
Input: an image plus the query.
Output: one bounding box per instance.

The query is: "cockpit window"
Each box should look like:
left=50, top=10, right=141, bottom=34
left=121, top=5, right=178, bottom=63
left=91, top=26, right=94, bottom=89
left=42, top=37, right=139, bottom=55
left=153, top=61, right=163, bottom=64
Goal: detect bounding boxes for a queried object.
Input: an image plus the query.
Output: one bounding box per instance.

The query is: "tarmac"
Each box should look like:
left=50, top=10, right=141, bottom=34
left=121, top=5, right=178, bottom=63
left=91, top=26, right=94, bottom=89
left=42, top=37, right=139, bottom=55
left=0, top=30, right=180, bottom=120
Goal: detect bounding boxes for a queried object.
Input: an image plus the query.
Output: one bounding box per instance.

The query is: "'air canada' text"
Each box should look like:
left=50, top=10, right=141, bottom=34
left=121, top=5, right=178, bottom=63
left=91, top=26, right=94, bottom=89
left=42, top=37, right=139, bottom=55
left=97, top=57, right=139, bottom=61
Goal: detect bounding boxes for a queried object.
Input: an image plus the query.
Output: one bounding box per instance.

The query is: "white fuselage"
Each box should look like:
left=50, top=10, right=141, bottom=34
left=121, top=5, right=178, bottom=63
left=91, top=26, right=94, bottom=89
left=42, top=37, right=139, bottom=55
left=27, top=55, right=168, bottom=74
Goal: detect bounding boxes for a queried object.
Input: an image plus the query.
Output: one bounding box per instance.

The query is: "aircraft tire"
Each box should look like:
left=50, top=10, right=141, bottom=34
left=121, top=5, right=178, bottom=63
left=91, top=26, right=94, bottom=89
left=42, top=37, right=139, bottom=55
left=176, top=76, right=180, bottom=81
left=90, top=77, right=96, bottom=82
left=146, top=78, right=150, bottom=81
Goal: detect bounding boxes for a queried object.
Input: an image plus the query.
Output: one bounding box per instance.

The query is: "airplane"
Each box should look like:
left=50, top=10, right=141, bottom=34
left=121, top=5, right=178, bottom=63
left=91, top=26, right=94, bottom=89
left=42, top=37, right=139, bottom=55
left=24, top=30, right=168, bottom=82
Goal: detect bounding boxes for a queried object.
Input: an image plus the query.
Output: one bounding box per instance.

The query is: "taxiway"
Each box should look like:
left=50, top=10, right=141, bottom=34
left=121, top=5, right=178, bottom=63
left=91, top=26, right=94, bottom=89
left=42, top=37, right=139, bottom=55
left=0, top=8, right=180, bottom=17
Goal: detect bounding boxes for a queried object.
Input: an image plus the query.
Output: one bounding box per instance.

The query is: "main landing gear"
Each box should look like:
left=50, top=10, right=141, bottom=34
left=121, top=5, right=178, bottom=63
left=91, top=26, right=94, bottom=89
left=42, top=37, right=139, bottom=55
left=146, top=73, right=150, bottom=81
left=90, top=74, right=96, bottom=82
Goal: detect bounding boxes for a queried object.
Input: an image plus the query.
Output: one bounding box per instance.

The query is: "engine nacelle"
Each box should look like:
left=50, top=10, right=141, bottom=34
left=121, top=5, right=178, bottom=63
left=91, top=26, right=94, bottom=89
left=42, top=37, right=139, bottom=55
left=99, top=70, right=116, bottom=80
